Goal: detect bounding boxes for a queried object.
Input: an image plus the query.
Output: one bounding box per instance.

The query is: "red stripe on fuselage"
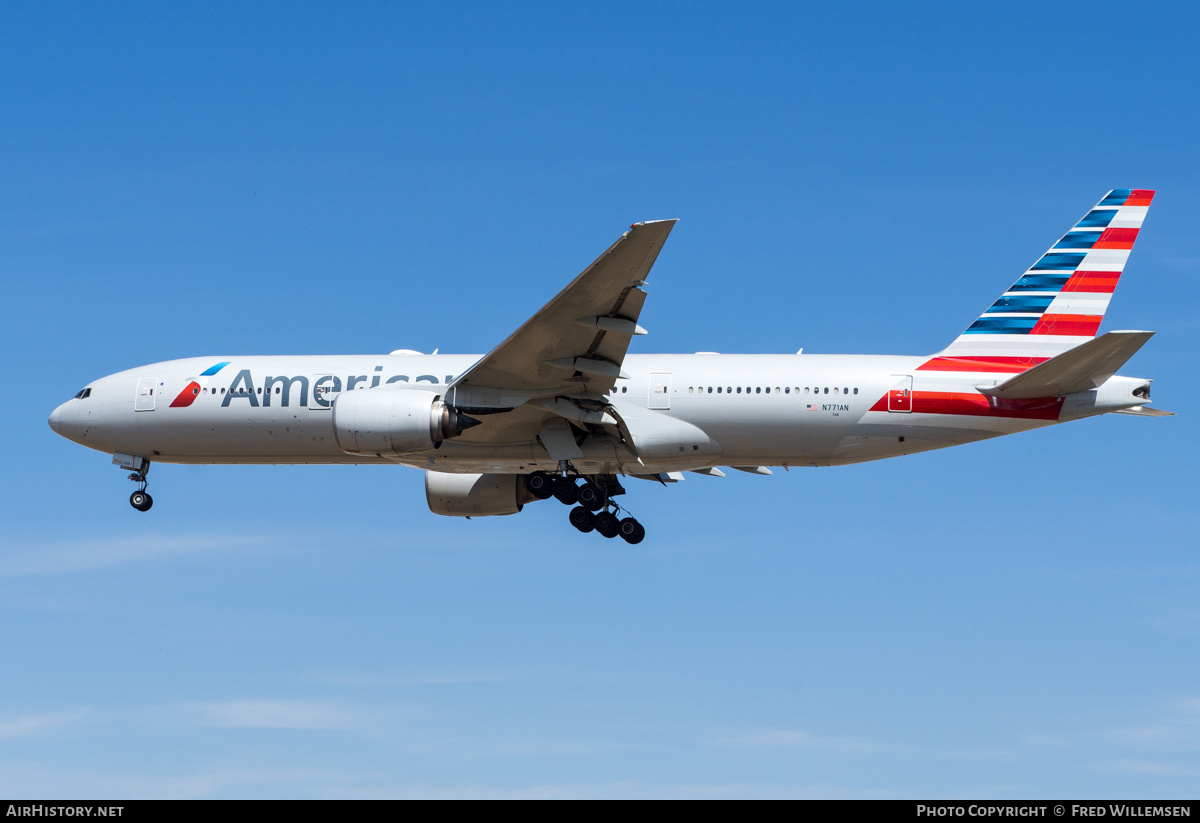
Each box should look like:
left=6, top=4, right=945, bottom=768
left=869, top=391, right=1063, bottom=420
left=917, top=356, right=1049, bottom=373
left=169, top=381, right=201, bottom=408
left=1030, top=314, right=1103, bottom=336
left=1061, top=271, right=1120, bottom=293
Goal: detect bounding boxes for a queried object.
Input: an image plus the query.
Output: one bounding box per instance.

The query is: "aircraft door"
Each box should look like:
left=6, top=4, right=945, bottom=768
left=888, top=375, right=913, bottom=413
left=648, top=373, right=672, bottom=410
left=135, top=377, right=158, bottom=411
left=311, top=375, right=341, bottom=410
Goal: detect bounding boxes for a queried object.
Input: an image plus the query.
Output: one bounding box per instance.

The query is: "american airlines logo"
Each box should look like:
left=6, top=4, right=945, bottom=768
left=170, top=363, right=457, bottom=410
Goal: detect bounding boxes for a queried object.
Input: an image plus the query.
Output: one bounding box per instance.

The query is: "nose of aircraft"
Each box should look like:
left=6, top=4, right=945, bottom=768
left=48, top=401, right=69, bottom=434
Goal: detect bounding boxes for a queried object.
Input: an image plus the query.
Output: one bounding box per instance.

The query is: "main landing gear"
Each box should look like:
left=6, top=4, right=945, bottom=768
left=525, top=468, right=646, bottom=544
left=128, top=461, right=153, bottom=512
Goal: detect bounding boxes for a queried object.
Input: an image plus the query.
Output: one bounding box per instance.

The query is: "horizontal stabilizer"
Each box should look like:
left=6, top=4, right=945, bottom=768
left=979, top=330, right=1154, bottom=399
left=1113, top=405, right=1175, bottom=417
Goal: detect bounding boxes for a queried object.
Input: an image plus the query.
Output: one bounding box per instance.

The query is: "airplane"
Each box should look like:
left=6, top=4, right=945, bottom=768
left=48, top=189, right=1169, bottom=544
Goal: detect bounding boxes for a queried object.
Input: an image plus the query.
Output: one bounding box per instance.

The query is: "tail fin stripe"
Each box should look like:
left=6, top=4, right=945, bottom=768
left=1032, top=253, right=1087, bottom=270
left=1111, top=207, right=1149, bottom=228
left=1098, top=189, right=1133, bottom=206
left=1044, top=294, right=1111, bottom=315
left=1030, top=314, right=1103, bottom=336
left=1076, top=248, right=1130, bottom=270
left=1054, top=231, right=1104, bottom=249
left=965, top=317, right=1040, bottom=334
left=986, top=295, right=1056, bottom=313
left=1011, top=274, right=1071, bottom=291
left=918, top=356, right=1050, bottom=373
left=1061, top=271, right=1120, bottom=293
left=1093, top=227, right=1139, bottom=249
left=1076, top=210, right=1117, bottom=228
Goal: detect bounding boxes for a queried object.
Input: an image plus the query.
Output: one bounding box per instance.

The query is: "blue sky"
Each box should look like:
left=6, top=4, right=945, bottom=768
left=3, top=2, right=1199, bottom=798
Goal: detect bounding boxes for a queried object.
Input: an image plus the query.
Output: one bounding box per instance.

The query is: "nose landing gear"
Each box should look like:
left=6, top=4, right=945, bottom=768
left=127, top=461, right=152, bottom=512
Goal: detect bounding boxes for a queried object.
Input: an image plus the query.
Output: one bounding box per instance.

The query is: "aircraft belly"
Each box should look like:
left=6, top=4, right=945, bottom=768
left=827, top=415, right=1054, bottom=466
left=158, top=453, right=392, bottom=465
left=118, top=405, right=348, bottom=462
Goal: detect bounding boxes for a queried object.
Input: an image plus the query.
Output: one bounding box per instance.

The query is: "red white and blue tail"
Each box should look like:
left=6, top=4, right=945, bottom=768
left=928, top=189, right=1154, bottom=373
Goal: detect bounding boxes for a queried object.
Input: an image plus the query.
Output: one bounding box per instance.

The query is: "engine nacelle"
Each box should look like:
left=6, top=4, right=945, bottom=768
left=332, top=389, right=480, bottom=456
left=425, top=472, right=538, bottom=517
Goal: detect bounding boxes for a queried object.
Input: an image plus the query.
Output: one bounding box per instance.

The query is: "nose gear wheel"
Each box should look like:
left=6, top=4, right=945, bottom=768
left=126, top=460, right=153, bottom=512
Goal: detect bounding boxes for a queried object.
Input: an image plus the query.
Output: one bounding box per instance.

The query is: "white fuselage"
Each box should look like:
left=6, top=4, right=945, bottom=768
left=48, top=352, right=1147, bottom=475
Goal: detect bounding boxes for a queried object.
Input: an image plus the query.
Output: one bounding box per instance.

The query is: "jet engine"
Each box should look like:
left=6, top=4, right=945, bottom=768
left=332, top=389, right=480, bottom=456
left=425, top=472, right=539, bottom=517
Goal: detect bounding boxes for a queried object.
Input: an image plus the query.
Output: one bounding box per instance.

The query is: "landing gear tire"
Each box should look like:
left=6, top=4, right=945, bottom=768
left=552, top=476, right=579, bottom=505
left=594, top=511, right=619, bottom=539
left=618, top=517, right=645, bottom=544
left=577, top=482, right=604, bottom=511
left=526, top=471, right=554, bottom=499
left=130, top=491, right=153, bottom=512
left=569, top=506, right=596, bottom=533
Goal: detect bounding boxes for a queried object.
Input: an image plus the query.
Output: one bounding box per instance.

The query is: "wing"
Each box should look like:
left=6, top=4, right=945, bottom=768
left=446, top=220, right=677, bottom=409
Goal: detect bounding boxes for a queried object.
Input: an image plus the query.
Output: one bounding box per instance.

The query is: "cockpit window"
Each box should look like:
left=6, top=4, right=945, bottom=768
left=74, top=388, right=92, bottom=399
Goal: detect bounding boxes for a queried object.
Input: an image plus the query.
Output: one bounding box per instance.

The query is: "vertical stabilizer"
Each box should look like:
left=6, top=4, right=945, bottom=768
left=927, top=190, right=1154, bottom=374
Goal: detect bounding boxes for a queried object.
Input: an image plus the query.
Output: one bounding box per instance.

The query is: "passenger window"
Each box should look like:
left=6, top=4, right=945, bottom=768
left=854, top=388, right=858, bottom=395
left=755, top=387, right=761, bottom=394
left=622, top=387, right=627, bottom=393
left=717, top=387, right=722, bottom=393
left=765, top=387, right=770, bottom=394
left=707, top=387, right=712, bottom=393
left=843, top=387, right=849, bottom=394
left=823, top=387, right=829, bottom=394
left=736, top=387, right=741, bottom=394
